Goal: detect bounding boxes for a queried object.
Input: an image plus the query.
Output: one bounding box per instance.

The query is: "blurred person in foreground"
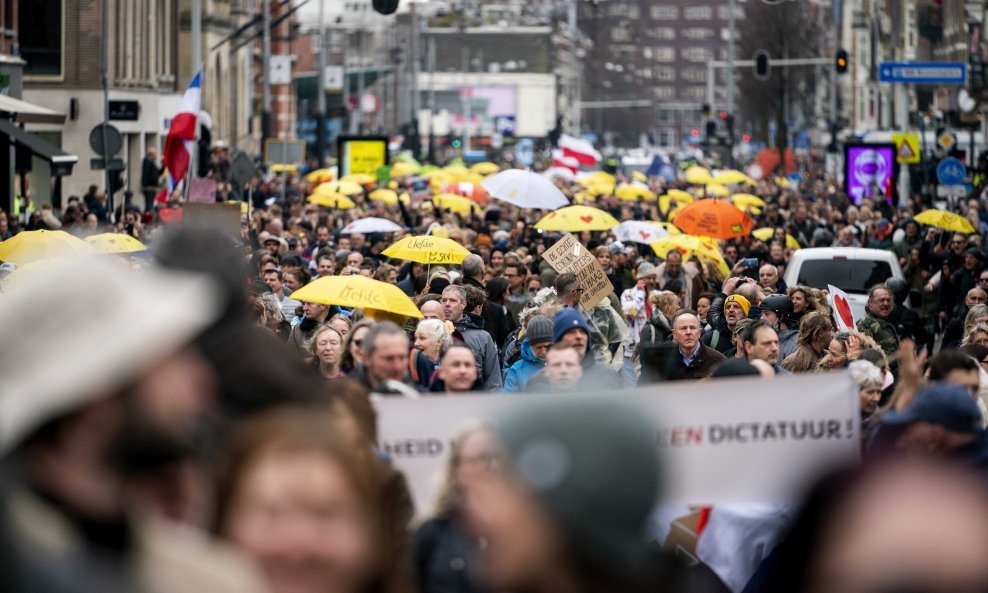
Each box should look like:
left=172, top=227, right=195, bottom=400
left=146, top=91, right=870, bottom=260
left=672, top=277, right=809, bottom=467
left=749, top=458, right=988, bottom=593
left=465, top=395, right=683, bottom=593
left=0, top=258, right=265, bottom=593
left=215, top=404, right=400, bottom=593
left=412, top=423, right=497, bottom=593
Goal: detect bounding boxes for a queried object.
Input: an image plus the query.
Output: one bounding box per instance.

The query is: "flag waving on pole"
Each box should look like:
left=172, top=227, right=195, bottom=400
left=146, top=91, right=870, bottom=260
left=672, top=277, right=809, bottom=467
left=156, top=69, right=202, bottom=204
left=559, top=133, right=601, bottom=167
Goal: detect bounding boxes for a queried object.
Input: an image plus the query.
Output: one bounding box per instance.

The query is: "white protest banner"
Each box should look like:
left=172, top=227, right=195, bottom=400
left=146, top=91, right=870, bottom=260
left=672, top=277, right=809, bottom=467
left=376, top=372, right=859, bottom=512
left=542, top=233, right=613, bottom=308
left=828, top=284, right=858, bottom=332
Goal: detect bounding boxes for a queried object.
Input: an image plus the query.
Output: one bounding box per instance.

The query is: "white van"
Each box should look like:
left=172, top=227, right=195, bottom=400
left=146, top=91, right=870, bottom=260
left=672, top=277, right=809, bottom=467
left=782, top=247, right=905, bottom=321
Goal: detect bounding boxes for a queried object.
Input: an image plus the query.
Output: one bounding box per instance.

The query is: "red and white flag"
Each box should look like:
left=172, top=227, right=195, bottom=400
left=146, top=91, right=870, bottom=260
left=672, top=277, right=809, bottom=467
left=156, top=69, right=203, bottom=204
left=828, top=284, right=858, bottom=332
left=559, top=133, right=601, bottom=167
left=551, top=150, right=580, bottom=173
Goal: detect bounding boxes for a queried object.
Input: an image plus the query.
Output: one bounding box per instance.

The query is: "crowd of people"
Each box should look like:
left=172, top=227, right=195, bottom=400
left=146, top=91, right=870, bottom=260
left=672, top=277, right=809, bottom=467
left=2, top=154, right=988, bottom=593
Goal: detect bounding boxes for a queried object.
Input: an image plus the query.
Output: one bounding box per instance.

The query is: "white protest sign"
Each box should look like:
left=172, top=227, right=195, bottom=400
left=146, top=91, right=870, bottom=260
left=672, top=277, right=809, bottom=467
left=828, top=284, right=858, bottom=332
left=542, top=233, right=613, bottom=308
left=376, top=372, right=859, bottom=512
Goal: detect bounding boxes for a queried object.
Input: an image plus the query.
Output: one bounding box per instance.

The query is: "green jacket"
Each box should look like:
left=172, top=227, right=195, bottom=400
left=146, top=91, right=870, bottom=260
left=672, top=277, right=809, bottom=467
left=856, top=310, right=900, bottom=360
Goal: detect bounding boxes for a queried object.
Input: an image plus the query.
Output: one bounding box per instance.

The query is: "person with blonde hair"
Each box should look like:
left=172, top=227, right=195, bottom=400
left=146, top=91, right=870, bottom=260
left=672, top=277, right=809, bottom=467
left=308, top=324, right=345, bottom=380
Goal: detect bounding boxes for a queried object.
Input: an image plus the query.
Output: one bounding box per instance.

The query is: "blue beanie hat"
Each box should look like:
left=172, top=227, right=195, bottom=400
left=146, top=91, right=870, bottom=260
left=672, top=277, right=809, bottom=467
left=553, top=308, right=591, bottom=344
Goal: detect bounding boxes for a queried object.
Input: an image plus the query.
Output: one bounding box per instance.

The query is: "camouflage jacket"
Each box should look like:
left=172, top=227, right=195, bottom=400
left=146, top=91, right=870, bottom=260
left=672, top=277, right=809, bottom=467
left=856, top=310, right=900, bottom=359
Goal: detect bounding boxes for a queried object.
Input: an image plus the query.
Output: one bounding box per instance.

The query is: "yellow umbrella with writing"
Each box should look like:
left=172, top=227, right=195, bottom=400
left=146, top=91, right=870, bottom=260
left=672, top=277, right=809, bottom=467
left=290, top=274, right=422, bottom=318
left=534, top=206, right=620, bottom=232
left=914, top=209, right=977, bottom=234
left=650, top=235, right=729, bottom=276
left=85, top=233, right=147, bottom=254
left=382, top=235, right=471, bottom=265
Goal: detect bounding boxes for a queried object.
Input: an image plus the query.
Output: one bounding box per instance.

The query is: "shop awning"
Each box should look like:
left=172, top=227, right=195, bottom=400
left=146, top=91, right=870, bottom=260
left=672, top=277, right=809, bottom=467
left=0, top=119, right=78, bottom=173
left=0, top=95, right=67, bottom=125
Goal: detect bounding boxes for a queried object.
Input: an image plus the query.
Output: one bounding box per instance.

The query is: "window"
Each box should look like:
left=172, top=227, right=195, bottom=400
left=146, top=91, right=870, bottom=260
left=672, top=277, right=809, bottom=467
left=657, top=109, right=674, bottom=123
left=653, top=47, right=675, bottom=62
left=682, top=67, right=707, bottom=83
left=611, top=27, right=631, bottom=42
left=20, top=0, right=62, bottom=75
left=681, top=47, right=711, bottom=62
left=609, top=3, right=640, bottom=18
left=684, top=6, right=712, bottom=20
left=717, top=5, right=744, bottom=20
left=654, top=86, right=675, bottom=99
left=682, top=87, right=707, bottom=100
left=650, top=5, right=678, bottom=20
left=654, top=67, right=675, bottom=81
left=658, top=130, right=674, bottom=146
left=653, top=27, right=676, bottom=40
left=796, top=260, right=894, bottom=294
left=683, top=28, right=714, bottom=40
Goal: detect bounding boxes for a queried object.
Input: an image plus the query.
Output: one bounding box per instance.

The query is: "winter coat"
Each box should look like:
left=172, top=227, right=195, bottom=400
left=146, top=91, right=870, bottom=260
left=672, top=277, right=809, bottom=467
left=453, top=313, right=503, bottom=391
left=665, top=343, right=726, bottom=381
left=778, top=328, right=799, bottom=362
left=525, top=344, right=622, bottom=393
left=781, top=343, right=822, bottom=373
left=503, top=339, right=545, bottom=393
left=411, top=513, right=490, bottom=593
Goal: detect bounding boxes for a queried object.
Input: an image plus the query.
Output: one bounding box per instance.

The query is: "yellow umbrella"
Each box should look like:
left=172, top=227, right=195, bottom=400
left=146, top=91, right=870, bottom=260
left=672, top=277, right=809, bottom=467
left=705, top=183, right=731, bottom=198
left=659, top=191, right=694, bottom=214
left=914, top=209, right=977, bottom=234
left=390, top=162, right=420, bottom=177
left=752, top=228, right=801, bottom=250
left=580, top=171, right=616, bottom=187
left=290, top=274, right=422, bottom=318
left=573, top=191, right=594, bottom=204
left=534, top=206, right=620, bottom=232
left=369, top=188, right=399, bottom=205
left=85, top=233, right=147, bottom=254
left=586, top=183, right=616, bottom=197
left=730, top=193, right=766, bottom=209
left=382, top=235, right=471, bottom=265
left=713, top=170, right=754, bottom=185
left=315, top=181, right=363, bottom=196
left=684, top=166, right=713, bottom=185
left=650, top=235, right=728, bottom=276
left=340, top=173, right=376, bottom=185
left=432, top=193, right=479, bottom=217
left=305, top=168, right=336, bottom=184
left=307, top=193, right=355, bottom=209
left=615, top=184, right=655, bottom=201
left=632, top=171, right=648, bottom=183
left=652, top=221, right=683, bottom=236
left=470, top=162, right=500, bottom=175
left=442, top=164, right=470, bottom=180
left=0, top=230, right=94, bottom=265
left=271, top=164, right=298, bottom=173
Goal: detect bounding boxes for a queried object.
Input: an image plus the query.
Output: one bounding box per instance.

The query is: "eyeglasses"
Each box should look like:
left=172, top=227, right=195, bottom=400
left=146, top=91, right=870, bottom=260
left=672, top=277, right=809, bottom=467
left=979, top=277, right=988, bottom=283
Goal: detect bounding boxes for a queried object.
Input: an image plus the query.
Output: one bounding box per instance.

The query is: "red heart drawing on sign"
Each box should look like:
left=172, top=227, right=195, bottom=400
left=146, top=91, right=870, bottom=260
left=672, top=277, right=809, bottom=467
left=579, top=215, right=593, bottom=223
left=834, top=294, right=854, bottom=329
left=639, top=230, right=650, bottom=240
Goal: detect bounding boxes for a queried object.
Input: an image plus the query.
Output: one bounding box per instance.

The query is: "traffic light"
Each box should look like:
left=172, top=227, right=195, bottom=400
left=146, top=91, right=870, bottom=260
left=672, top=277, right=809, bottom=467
left=835, top=49, right=848, bottom=74
left=690, top=128, right=700, bottom=138
left=741, top=134, right=751, bottom=143
left=705, top=120, right=717, bottom=140
left=451, top=138, right=462, bottom=149
left=753, top=50, right=770, bottom=80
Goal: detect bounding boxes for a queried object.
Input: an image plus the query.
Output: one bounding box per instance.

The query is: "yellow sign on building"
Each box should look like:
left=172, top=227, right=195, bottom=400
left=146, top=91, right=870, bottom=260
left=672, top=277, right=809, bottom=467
left=340, top=137, right=388, bottom=177
left=892, top=132, right=921, bottom=164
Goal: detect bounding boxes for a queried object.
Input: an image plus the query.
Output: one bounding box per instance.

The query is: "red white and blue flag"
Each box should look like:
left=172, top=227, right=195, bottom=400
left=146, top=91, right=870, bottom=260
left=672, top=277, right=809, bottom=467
left=559, top=133, right=601, bottom=167
left=157, top=69, right=202, bottom=204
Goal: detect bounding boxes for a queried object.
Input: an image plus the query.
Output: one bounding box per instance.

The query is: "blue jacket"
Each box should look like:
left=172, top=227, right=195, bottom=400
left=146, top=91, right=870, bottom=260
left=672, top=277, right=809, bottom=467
left=503, top=339, right=544, bottom=393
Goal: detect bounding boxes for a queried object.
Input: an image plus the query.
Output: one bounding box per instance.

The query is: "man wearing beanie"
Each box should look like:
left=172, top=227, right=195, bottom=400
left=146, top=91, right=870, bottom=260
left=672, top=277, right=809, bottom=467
left=525, top=309, right=622, bottom=392
left=504, top=315, right=554, bottom=393
left=704, top=276, right=760, bottom=356
left=466, top=395, right=678, bottom=593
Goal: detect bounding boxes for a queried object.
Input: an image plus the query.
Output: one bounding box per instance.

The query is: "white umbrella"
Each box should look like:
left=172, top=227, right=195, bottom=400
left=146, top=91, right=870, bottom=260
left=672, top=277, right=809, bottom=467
left=543, top=167, right=576, bottom=181
left=481, top=169, right=570, bottom=210
left=613, top=221, right=670, bottom=245
left=340, top=217, right=404, bottom=235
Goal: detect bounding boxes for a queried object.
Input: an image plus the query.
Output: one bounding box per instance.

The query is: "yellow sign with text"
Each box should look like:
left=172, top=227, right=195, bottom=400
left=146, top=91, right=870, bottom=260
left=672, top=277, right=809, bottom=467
left=341, top=138, right=388, bottom=177
left=892, top=132, right=921, bottom=164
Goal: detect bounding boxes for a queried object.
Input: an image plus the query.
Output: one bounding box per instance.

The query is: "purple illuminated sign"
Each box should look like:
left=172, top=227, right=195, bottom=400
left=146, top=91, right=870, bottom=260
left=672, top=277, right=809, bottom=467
left=844, top=143, right=896, bottom=204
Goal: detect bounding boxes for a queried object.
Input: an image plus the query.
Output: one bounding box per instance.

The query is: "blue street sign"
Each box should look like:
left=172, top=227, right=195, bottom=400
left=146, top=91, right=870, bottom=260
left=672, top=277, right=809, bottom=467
left=879, top=62, right=966, bottom=84
left=937, top=157, right=966, bottom=185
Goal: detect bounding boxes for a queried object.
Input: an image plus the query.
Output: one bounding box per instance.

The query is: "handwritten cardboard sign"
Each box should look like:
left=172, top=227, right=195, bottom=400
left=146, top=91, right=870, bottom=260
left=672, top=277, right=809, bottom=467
left=542, top=233, right=613, bottom=308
